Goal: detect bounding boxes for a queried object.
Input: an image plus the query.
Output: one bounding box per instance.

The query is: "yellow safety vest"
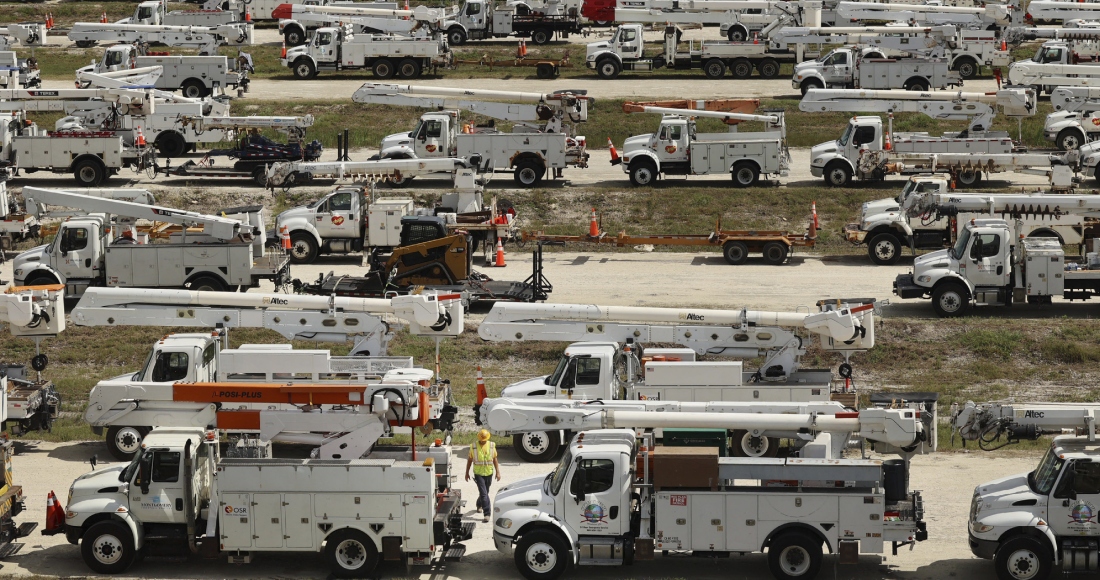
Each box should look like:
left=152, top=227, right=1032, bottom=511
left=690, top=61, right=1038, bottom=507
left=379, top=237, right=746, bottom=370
left=471, top=441, right=496, bottom=476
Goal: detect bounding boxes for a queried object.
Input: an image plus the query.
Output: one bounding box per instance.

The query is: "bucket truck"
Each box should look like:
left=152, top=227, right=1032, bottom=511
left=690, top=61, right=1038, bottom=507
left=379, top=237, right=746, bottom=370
left=617, top=105, right=788, bottom=186
left=492, top=425, right=927, bottom=580
left=440, top=0, right=582, bottom=45
left=11, top=188, right=291, bottom=299
left=0, top=23, right=46, bottom=51
left=475, top=298, right=875, bottom=461
left=354, top=83, right=590, bottom=186
left=1026, top=0, right=1100, bottom=24
left=842, top=174, right=1091, bottom=265
left=67, top=22, right=252, bottom=50
left=0, top=52, right=40, bottom=90
left=1, top=285, right=65, bottom=436
left=836, top=1, right=1018, bottom=31
left=163, top=114, right=322, bottom=184
left=1046, top=86, right=1100, bottom=151
left=275, top=3, right=447, bottom=46
left=952, top=400, right=1100, bottom=451
left=800, top=87, right=1049, bottom=187
left=111, top=0, right=253, bottom=37
left=1006, top=38, right=1100, bottom=94
left=281, top=23, right=452, bottom=80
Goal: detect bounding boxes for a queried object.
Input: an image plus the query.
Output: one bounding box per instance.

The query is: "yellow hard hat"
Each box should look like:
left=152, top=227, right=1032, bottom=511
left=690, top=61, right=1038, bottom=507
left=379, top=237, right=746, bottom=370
left=478, top=429, right=491, bottom=442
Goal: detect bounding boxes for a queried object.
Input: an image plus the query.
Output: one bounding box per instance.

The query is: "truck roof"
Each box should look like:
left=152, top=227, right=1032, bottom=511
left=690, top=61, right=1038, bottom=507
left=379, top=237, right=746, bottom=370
left=159, top=333, right=218, bottom=348
left=963, top=217, right=1010, bottom=229
left=141, top=428, right=206, bottom=447
left=571, top=429, right=636, bottom=452
left=564, top=342, right=619, bottom=356
left=1052, top=435, right=1100, bottom=458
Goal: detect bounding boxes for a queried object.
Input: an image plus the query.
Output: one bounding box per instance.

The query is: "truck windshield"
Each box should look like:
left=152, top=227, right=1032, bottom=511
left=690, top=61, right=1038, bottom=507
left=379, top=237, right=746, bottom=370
left=838, top=121, right=854, bottom=147
left=1029, top=445, right=1065, bottom=495
left=133, top=348, right=154, bottom=381
left=950, top=227, right=972, bottom=260
left=545, top=355, right=569, bottom=386
left=119, top=448, right=146, bottom=483
left=548, top=447, right=573, bottom=496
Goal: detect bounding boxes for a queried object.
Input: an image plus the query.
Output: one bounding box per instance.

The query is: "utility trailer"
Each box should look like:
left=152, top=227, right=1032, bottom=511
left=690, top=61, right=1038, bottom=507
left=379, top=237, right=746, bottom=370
left=164, top=115, right=321, bottom=185
left=0, top=52, right=39, bottom=90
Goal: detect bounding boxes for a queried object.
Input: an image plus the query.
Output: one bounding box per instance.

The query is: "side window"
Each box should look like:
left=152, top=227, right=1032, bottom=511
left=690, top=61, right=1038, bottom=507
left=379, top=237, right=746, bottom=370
left=669, top=125, right=683, bottom=140
left=572, top=458, right=615, bottom=495
left=60, top=227, right=89, bottom=252
left=425, top=120, right=443, bottom=138
left=317, top=32, right=332, bottom=46
left=853, top=126, right=876, bottom=146
left=1075, top=462, right=1100, bottom=495
left=832, top=52, right=848, bottom=65
left=622, top=29, right=637, bottom=42
left=658, top=126, right=668, bottom=140
left=969, top=234, right=1000, bottom=260
left=466, top=2, right=481, bottom=15
left=329, top=192, right=352, bottom=211
left=151, top=352, right=190, bottom=383
left=202, top=344, right=216, bottom=366
left=575, top=358, right=602, bottom=385
left=1045, top=49, right=1061, bottom=63
left=151, top=451, right=181, bottom=483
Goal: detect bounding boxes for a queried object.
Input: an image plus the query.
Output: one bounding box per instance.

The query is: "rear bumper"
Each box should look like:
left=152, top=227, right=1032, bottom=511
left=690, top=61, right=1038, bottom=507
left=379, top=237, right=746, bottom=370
left=893, top=274, right=927, bottom=299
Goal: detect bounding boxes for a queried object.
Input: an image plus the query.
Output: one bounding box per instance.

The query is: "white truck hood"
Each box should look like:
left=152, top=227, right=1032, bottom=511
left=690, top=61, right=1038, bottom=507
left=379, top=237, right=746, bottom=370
left=501, top=376, right=554, bottom=398
left=11, top=244, right=48, bottom=282
left=380, top=130, right=414, bottom=151
left=285, top=45, right=308, bottom=61
left=494, top=474, right=555, bottom=532
left=71, top=465, right=128, bottom=497
left=1080, top=140, right=1100, bottom=170
left=585, top=40, right=611, bottom=61
left=860, top=197, right=901, bottom=222
left=911, top=248, right=954, bottom=284
left=621, top=133, right=655, bottom=158
left=276, top=204, right=314, bottom=228
left=809, top=139, right=839, bottom=166
left=973, top=473, right=1043, bottom=525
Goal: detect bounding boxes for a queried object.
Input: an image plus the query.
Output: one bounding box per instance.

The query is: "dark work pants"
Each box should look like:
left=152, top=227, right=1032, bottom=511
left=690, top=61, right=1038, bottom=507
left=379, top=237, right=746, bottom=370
left=474, top=474, right=493, bottom=516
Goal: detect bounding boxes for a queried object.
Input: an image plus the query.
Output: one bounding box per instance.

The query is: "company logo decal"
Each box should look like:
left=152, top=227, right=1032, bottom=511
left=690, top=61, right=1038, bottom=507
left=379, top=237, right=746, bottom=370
left=331, top=215, right=345, bottom=226
left=426, top=144, right=437, bottom=153
left=665, top=145, right=677, bottom=154
left=1070, top=501, right=1097, bottom=525
left=581, top=503, right=608, bottom=524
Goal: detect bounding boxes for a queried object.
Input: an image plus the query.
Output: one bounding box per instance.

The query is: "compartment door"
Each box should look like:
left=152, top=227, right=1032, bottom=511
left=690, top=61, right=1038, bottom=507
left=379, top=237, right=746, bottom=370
left=690, top=494, right=726, bottom=551
left=283, top=494, right=314, bottom=549
left=219, top=493, right=254, bottom=549
left=253, top=493, right=284, bottom=548
left=725, top=494, right=758, bottom=551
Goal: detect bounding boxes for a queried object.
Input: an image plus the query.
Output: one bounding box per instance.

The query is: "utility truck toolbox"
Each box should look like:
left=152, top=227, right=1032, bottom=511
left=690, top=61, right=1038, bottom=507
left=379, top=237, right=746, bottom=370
left=643, top=361, right=742, bottom=386
left=651, top=446, right=719, bottom=490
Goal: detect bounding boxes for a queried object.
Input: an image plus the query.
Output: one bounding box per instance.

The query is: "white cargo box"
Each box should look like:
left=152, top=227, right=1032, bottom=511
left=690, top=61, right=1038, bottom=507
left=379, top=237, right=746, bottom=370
left=103, top=243, right=254, bottom=288
left=456, top=132, right=568, bottom=171
left=644, top=361, right=742, bottom=386
left=368, top=199, right=413, bottom=247
left=218, top=347, right=414, bottom=382
left=1023, top=237, right=1065, bottom=296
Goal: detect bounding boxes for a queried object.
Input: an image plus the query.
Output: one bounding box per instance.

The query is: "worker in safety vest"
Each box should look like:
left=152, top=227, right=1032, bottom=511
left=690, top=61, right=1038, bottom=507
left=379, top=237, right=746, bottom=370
left=465, top=429, right=501, bottom=523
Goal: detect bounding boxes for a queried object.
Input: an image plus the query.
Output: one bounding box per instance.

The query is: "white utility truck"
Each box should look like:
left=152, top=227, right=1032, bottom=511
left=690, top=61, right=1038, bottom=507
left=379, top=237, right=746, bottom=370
left=76, top=42, right=251, bottom=98
left=11, top=188, right=290, bottom=298
left=355, top=83, right=590, bottom=186
left=1026, top=0, right=1100, bottom=23
left=0, top=164, right=38, bottom=251
left=493, top=425, right=928, bottom=580
left=1045, top=86, right=1100, bottom=151
left=274, top=2, right=441, bottom=46
left=441, top=0, right=582, bottom=45
left=842, top=174, right=1092, bottom=265
left=835, top=1, right=1018, bottom=34
left=617, top=105, right=788, bottom=186
left=0, top=23, right=47, bottom=51
left=282, top=25, right=451, bottom=79
left=0, top=52, right=40, bottom=89
left=1007, top=39, right=1100, bottom=93
left=475, top=299, right=875, bottom=460
left=67, top=21, right=252, bottom=50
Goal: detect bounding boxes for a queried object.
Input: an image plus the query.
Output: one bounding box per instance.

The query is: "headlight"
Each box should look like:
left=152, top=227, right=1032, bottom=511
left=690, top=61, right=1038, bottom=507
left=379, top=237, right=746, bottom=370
left=917, top=275, right=932, bottom=283
left=861, top=221, right=871, bottom=231
left=13, top=269, right=21, bottom=276
left=970, top=522, right=994, bottom=534
left=65, top=510, right=77, bottom=519
left=495, top=518, right=512, bottom=529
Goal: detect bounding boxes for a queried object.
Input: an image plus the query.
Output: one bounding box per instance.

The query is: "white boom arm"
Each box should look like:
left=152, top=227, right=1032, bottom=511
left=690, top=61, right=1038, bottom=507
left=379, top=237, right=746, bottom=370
left=1, top=286, right=65, bottom=338
left=800, top=88, right=1036, bottom=132
left=1005, top=25, right=1100, bottom=43
left=0, top=23, right=47, bottom=50
left=902, top=191, right=1100, bottom=219
left=769, top=24, right=956, bottom=55
left=952, top=400, right=1100, bottom=450
left=1051, top=87, right=1100, bottom=113
left=68, top=23, right=249, bottom=54
left=1026, top=1, right=1100, bottom=23
left=628, top=105, right=782, bottom=124
left=76, top=67, right=198, bottom=104
left=836, top=1, right=1013, bottom=26
left=274, top=3, right=450, bottom=29
left=178, top=114, right=314, bottom=132
left=265, top=156, right=481, bottom=187
left=0, top=87, right=157, bottom=116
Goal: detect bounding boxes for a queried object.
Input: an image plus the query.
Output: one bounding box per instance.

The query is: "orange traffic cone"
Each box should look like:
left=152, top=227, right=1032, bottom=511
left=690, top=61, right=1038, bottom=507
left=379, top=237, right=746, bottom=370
left=607, top=137, right=621, bottom=165
left=1000, top=38, right=1007, bottom=52
left=281, top=226, right=291, bottom=250
left=245, top=9, right=252, bottom=22
left=494, top=238, right=506, bottom=267
left=884, top=131, right=892, bottom=151
left=517, top=40, right=523, bottom=57
left=811, top=201, right=819, bottom=230
left=281, top=42, right=287, bottom=59
left=521, top=39, right=527, bottom=57
left=136, top=127, right=146, bottom=146
left=475, top=366, right=487, bottom=405
left=46, top=13, right=53, bottom=29
left=101, top=12, right=108, bottom=23
left=753, top=32, right=759, bottom=44
left=588, top=207, right=599, bottom=237
left=43, top=491, right=64, bottom=535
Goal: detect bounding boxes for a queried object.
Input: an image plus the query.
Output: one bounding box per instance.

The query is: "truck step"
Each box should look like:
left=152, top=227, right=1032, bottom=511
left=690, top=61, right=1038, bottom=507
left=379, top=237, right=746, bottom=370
left=576, top=557, right=622, bottom=566
left=0, top=542, right=24, bottom=559
left=16, top=522, right=37, bottom=538
left=443, top=544, right=466, bottom=561
left=456, top=522, right=476, bottom=541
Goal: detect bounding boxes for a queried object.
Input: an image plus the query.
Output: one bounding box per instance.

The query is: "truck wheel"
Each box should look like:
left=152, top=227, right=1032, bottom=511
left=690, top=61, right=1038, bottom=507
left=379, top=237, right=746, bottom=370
left=252, top=167, right=268, bottom=186
left=288, top=233, right=319, bottom=264
left=904, top=78, right=930, bottom=92
left=768, top=531, right=823, bottom=580
left=24, top=273, right=59, bottom=287
left=596, top=57, right=621, bottom=79
left=731, top=430, right=780, bottom=457
left=757, top=58, right=780, bottom=78
left=1057, top=128, right=1086, bottom=151
left=726, top=26, right=748, bottom=42
left=531, top=28, right=552, bottom=45
left=81, top=521, right=136, bottom=574
left=536, top=63, right=556, bottom=79
left=283, top=26, right=305, bottom=47
left=762, top=241, right=788, bottom=265
left=723, top=241, right=749, bottom=265
left=73, top=158, right=106, bottom=187
left=75, top=40, right=96, bottom=49
left=730, top=58, right=753, bottom=79
left=515, top=530, right=570, bottom=580
left=954, top=58, right=978, bottom=79
left=372, top=58, right=395, bottom=79
left=155, top=132, right=187, bottom=158
left=292, top=58, right=316, bottom=80
left=447, top=27, right=467, bottom=46
left=994, top=536, right=1052, bottom=580
left=513, top=432, right=561, bottom=462
left=932, top=282, right=970, bottom=318
left=187, top=276, right=228, bottom=292
left=703, top=58, right=726, bottom=79
left=325, top=529, right=380, bottom=578
left=731, top=161, right=759, bottom=187
left=823, top=161, right=851, bottom=187
left=106, top=426, right=150, bottom=461
left=397, top=58, right=421, bottom=78
left=628, top=159, right=657, bottom=186
left=514, top=161, right=545, bottom=187
left=181, top=79, right=209, bottom=99
left=956, top=170, right=982, bottom=187
left=868, top=233, right=902, bottom=265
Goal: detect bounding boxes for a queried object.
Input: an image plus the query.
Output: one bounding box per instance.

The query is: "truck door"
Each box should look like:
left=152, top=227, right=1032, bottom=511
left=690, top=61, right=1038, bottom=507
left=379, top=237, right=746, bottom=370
left=614, top=26, right=641, bottom=59
left=825, top=50, right=851, bottom=84
left=563, top=455, right=624, bottom=537
left=53, top=223, right=99, bottom=281
left=555, top=355, right=604, bottom=399
left=462, top=0, right=486, bottom=31
left=315, top=190, right=358, bottom=239
left=656, top=122, right=689, bottom=164
left=415, top=118, right=445, bottom=158
left=314, top=31, right=336, bottom=63
left=129, top=447, right=186, bottom=524
left=1048, top=459, right=1100, bottom=539
left=964, top=231, right=1008, bottom=287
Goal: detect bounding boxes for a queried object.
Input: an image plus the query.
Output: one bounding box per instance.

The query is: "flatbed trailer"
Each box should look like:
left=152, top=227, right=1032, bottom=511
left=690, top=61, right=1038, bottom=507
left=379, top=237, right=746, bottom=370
left=454, top=53, right=571, bottom=79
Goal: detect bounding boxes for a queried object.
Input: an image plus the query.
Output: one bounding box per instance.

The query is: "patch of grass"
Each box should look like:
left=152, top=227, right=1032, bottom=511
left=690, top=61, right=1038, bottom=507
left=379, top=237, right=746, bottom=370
left=1041, top=340, right=1100, bottom=364
left=954, top=329, right=1023, bottom=360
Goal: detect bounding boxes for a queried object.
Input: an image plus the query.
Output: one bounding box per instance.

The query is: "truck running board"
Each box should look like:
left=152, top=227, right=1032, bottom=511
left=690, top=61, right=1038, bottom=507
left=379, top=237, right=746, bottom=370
left=443, top=543, right=467, bottom=561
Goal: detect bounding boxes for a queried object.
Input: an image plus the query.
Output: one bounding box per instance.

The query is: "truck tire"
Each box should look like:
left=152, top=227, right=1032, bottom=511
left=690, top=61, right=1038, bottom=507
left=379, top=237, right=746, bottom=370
left=868, top=232, right=902, bottom=265
left=283, top=26, right=306, bottom=47
left=932, top=282, right=970, bottom=318
left=954, top=57, right=979, bottom=79
left=762, top=241, right=788, bottom=265
left=75, top=40, right=96, bottom=49
left=155, top=132, right=187, bottom=158
left=731, top=161, right=759, bottom=187
left=447, top=27, right=467, bottom=46
left=73, top=158, right=106, bottom=187
left=292, top=58, right=316, bottom=80
left=628, top=159, right=657, bottom=186
left=731, top=430, right=780, bottom=457
left=514, top=160, right=545, bottom=187
left=381, top=153, right=415, bottom=186
left=325, top=529, right=380, bottom=578
left=515, top=529, right=570, bottom=580
left=768, top=531, right=823, bottom=580
left=703, top=58, right=726, bottom=79
left=723, top=241, right=749, bottom=265
left=536, top=63, right=556, bottom=79
left=252, top=166, right=268, bottom=186
left=994, top=536, right=1052, bottom=580
left=187, top=275, right=228, bottom=293
left=82, top=521, right=136, bottom=574
left=288, top=232, right=319, bottom=264
left=904, top=78, right=930, bottom=92
left=823, top=161, right=851, bottom=187
left=531, top=28, right=552, bottom=45
left=24, top=272, right=60, bottom=287
left=372, top=58, right=395, bottom=79
left=106, top=426, right=150, bottom=461
left=800, top=78, right=823, bottom=96
left=397, top=58, right=421, bottom=78
left=180, top=79, right=209, bottom=99
left=956, top=169, right=982, bottom=187
left=757, top=58, right=780, bottom=78
left=726, top=25, right=748, bottom=42
left=1057, top=128, right=1086, bottom=151
left=514, top=431, right=561, bottom=462
left=595, top=57, right=621, bottom=79
left=730, top=58, right=753, bottom=79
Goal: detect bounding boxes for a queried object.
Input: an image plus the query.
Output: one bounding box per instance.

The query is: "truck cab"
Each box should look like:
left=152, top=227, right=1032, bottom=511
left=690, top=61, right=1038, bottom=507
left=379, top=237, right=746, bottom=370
left=80, top=45, right=138, bottom=79
left=808, top=115, right=882, bottom=183
left=969, top=436, right=1100, bottom=580
left=501, top=342, right=620, bottom=400
left=277, top=186, right=366, bottom=263
left=125, top=1, right=165, bottom=25
left=378, top=111, right=459, bottom=161
left=845, top=175, right=950, bottom=265
left=794, top=47, right=856, bottom=93
left=12, top=216, right=107, bottom=294
left=292, top=26, right=341, bottom=67
left=620, top=114, right=691, bottom=182
left=585, top=24, right=646, bottom=77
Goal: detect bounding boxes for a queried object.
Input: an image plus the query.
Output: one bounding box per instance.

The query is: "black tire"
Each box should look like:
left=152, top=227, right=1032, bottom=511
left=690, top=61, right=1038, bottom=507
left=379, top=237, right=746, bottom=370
left=180, top=79, right=208, bottom=99
left=514, top=160, right=545, bottom=187
left=731, top=430, right=780, bottom=457
left=762, top=241, right=788, bottom=265
left=531, top=28, right=552, bottom=45
left=283, top=26, right=305, bottom=46
left=24, top=273, right=59, bottom=287
left=514, top=529, right=570, bottom=580
left=723, top=241, right=749, bottom=265
left=868, top=232, right=902, bottom=265
left=187, top=275, right=228, bottom=293
left=768, top=531, right=823, bottom=580
left=931, top=282, right=970, bottom=318
left=800, top=78, right=823, bottom=96
left=372, top=58, right=395, bottom=79
left=536, top=63, right=556, bottom=79
left=513, top=431, right=561, bottom=462
left=76, top=40, right=96, bottom=49
left=73, top=158, right=106, bottom=187
left=955, top=58, right=978, bottom=79
left=82, top=521, right=136, bottom=574
left=904, top=78, right=930, bottom=92
left=1057, top=128, right=1086, bottom=151
left=325, top=529, right=380, bottom=578
left=595, top=57, right=621, bottom=79
left=252, top=166, right=268, bottom=186
left=957, top=169, right=982, bottom=187
left=726, top=26, right=748, bottom=42
left=758, top=58, right=780, bottom=78
left=292, top=58, right=316, bottom=80
left=155, top=132, right=187, bottom=158
left=628, top=159, right=658, bottom=186
left=731, top=161, right=759, bottom=187
left=289, top=232, right=319, bottom=264
left=994, top=536, right=1052, bottom=580
left=106, top=426, right=149, bottom=461
left=703, top=58, right=726, bottom=79
left=447, top=27, right=467, bottom=46
left=397, top=58, right=421, bottom=79
left=730, top=58, right=753, bottom=79
left=823, top=161, right=851, bottom=187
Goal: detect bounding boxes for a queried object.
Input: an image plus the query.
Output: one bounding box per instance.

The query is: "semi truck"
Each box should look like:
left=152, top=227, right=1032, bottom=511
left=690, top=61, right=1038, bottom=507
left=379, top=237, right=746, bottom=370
left=281, top=25, right=452, bottom=79
left=441, top=0, right=583, bottom=45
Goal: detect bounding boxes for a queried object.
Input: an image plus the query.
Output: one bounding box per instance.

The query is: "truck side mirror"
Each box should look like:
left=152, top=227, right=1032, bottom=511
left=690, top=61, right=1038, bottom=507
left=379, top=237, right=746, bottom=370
left=137, top=456, right=152, bottom=494
left=570, top=467, right=587, bottom=503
